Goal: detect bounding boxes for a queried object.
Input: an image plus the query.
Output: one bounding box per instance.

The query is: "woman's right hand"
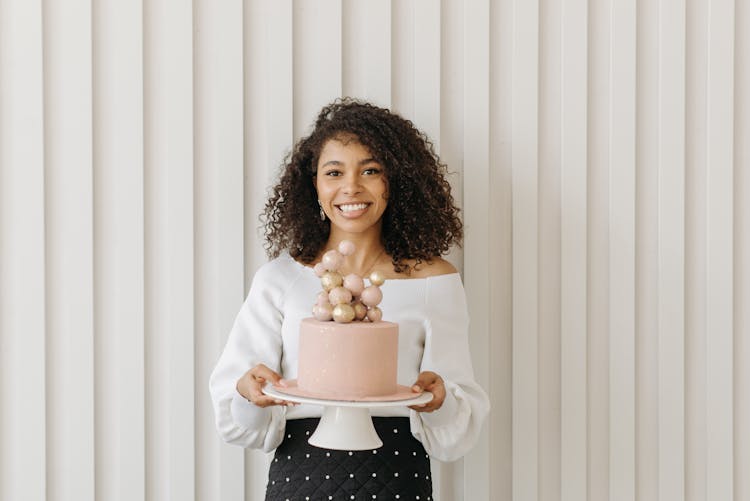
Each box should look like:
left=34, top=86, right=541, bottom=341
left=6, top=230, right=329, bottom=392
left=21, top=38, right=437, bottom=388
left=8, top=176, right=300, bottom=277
left=236, top=364, right=296, bottom=407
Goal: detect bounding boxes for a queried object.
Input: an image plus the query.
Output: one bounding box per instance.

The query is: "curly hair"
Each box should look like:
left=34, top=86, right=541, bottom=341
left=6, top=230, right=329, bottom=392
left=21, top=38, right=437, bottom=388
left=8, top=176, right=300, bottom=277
left=261, top=98, right=463, bottom=274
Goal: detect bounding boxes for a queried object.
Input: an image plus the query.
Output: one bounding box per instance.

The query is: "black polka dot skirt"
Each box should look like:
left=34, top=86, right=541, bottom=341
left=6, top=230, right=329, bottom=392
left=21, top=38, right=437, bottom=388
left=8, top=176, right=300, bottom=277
left=265, top=417, right=433, bottom=501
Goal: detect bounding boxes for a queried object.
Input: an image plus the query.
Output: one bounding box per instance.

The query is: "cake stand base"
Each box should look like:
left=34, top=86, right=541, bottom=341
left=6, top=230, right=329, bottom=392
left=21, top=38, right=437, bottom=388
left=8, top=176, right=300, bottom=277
left=263, top=383, right=434, bottom=451
left=309, top=406, right=382, bottom=450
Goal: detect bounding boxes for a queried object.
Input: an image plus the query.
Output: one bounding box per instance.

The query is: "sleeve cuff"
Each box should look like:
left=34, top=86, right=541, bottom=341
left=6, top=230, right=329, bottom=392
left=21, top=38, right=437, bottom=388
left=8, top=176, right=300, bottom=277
left=230, top=391, right=272, bottom=430
left=419, top=388, right=460, bottom=428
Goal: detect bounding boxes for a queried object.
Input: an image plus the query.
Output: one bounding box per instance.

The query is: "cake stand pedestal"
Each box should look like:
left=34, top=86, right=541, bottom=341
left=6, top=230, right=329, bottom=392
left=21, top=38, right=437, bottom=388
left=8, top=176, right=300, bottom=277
left=263, top=383, right=433, bottom=451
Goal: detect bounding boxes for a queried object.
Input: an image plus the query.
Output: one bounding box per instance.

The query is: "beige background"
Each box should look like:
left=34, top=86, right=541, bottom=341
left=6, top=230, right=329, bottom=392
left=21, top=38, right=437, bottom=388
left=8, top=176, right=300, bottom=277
left=0, top=0, right=748, bottom=500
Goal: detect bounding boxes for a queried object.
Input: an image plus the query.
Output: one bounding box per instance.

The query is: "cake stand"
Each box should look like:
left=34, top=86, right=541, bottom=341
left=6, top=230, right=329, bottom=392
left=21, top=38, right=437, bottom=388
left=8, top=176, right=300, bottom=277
left=263, top=382, right=434, bottom=451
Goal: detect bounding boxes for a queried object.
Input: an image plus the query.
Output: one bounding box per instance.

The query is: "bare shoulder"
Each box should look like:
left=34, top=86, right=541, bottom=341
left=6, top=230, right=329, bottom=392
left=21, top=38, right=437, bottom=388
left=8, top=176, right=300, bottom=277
left=409, top=257, right=458, bottom=278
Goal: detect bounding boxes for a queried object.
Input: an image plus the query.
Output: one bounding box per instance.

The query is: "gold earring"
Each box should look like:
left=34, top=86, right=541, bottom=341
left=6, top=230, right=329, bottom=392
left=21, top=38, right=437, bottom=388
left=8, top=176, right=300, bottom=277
left=318, top=200, right=326, bottom=221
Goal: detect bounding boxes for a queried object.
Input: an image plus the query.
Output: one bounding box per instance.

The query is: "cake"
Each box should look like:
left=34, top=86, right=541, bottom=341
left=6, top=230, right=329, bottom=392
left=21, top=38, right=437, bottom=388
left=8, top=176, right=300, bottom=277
left=289, top=240, right=405, bottom=401
left=297, top=318, right=399, bottom=399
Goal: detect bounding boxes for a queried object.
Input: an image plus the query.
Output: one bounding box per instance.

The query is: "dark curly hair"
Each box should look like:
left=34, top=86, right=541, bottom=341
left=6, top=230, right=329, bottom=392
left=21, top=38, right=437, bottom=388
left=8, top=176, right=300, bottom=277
left=261, top=97, right=462, bottom=274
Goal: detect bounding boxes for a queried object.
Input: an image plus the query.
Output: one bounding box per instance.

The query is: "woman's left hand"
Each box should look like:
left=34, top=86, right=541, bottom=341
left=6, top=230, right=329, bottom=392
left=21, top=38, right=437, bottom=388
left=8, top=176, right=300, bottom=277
left=409, top=371, right=445, bottom=412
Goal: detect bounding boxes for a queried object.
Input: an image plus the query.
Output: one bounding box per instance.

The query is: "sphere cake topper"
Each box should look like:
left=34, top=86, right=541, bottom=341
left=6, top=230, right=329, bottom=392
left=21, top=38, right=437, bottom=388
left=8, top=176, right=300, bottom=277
left=312, top=240, right=385, bottom=323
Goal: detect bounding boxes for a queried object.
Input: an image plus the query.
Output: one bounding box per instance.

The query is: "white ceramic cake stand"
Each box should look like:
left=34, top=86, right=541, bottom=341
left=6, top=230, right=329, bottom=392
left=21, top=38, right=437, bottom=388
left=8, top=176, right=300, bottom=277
left=263, top=383, right=433, bottom=451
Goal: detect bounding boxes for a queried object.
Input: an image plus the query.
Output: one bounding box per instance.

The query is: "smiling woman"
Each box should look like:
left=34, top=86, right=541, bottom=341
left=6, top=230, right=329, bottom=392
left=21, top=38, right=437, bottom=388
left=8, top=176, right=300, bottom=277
left=210, top=98, right=489, bottom=500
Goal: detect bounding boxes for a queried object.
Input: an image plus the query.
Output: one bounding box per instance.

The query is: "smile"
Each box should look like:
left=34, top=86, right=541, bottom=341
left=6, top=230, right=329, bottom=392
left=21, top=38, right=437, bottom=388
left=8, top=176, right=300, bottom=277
left=336, top=203, right=370, bottom=213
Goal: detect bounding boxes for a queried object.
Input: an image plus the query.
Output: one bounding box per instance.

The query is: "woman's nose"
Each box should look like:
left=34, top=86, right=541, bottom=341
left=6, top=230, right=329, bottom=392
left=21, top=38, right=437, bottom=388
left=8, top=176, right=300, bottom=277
left=342, top=173, right=363, bottom=194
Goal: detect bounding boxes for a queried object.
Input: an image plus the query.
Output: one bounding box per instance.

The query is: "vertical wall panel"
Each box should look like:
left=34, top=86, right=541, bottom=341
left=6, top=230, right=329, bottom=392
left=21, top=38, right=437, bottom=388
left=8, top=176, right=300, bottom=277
left=413, top=0, right=441, bottom=146
left=0, top=2, right=46, bottom=501
left=685, top=0, right=709, bottom=499
left=292, top=0, right=342, bottom=140
left=705, top=2, right=735, bottom=500
left=736, top=2, right=749, bottom=500
left=143, top=1, right=194, bottom=500
left=43, top=1, right=97, bottom=500
left=587, top=0, right=612, bottom=498
left=511, top=0, right=540, bottom=500
left=635, top=0, right=660, bottom=498
left=462, top=3, right=491, bottom=501
left=488, top=0, right=513, bottom=499
left=560, top=0, right=588, bottom=500
left=657, top=1, right=686, bottom=500
left=539, top=0, right=562, bottom=499
left=92, top=1, right=145, bottom=500
left=608, top=2, right=637, bottom=501
left=342, top=0, right=391, bottom=107
left=194, top=2, right=245, bottom=501
left=391, top=0, right=415, bottom=119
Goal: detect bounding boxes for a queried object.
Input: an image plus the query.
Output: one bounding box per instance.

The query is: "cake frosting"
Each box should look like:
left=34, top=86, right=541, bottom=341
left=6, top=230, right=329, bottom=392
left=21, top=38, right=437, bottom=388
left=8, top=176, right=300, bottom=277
left=296, top=318, right=399, bottom=399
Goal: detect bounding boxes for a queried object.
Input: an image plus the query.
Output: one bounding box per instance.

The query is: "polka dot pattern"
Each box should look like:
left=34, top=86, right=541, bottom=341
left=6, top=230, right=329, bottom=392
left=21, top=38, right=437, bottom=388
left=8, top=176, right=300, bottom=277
left=265, top=417, right=432, bottom=500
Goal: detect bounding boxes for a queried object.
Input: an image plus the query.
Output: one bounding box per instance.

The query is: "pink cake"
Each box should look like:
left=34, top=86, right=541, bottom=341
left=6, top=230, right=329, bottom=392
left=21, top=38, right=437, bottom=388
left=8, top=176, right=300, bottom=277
left=297, top=318, right=399, bottom=399
left=279, top=240, right=415, bottom=401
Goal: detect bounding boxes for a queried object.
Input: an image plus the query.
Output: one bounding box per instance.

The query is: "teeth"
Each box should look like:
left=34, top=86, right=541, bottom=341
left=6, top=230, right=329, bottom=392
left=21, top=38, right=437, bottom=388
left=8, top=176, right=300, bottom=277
left=339, top=203, right=368, bottom=213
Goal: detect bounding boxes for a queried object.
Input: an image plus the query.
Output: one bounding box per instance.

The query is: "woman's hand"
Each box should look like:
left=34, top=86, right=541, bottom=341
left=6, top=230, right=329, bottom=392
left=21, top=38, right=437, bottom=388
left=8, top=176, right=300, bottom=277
left=409, top=371, right=446, bottom=412
left=236, top=364, right=296, bottom=407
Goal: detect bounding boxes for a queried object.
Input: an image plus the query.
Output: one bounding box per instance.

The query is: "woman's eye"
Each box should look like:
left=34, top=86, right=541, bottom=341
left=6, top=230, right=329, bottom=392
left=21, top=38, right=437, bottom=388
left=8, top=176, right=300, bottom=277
left=363, top=168, right=382, bottom=175
left=324, top=170, right=342, bottom=177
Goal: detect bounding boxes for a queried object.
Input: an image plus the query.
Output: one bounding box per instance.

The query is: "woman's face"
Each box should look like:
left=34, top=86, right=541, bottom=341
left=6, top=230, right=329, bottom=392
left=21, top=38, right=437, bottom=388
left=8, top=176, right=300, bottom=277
left=314, top=137, right=388, bottom=237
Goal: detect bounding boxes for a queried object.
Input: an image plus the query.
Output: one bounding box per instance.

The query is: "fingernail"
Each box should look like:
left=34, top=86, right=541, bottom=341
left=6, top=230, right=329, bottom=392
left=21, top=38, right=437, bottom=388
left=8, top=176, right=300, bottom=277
left=274, top=399, right=283, bottom=404
left=412, top=385, right=422, bottom=392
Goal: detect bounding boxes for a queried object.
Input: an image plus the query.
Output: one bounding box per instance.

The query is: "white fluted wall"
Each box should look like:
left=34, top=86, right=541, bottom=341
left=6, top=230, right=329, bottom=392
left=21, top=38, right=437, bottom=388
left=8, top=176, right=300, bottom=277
left=0, top=1, right=748, bottom=500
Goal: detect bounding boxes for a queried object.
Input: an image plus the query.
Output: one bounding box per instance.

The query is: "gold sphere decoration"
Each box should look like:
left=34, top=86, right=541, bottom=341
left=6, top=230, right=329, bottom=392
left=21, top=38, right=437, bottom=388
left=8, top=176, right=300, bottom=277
left=332, top=303, right=356, bottom=323
left=369, top=270, right=386, bottom=287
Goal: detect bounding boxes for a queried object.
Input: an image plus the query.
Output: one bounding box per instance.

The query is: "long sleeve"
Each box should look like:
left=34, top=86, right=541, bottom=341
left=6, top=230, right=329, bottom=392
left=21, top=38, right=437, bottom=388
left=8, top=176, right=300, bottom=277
left=208, top=259, right=304, bottom=452
left=409, top=274, right=490, bottom=462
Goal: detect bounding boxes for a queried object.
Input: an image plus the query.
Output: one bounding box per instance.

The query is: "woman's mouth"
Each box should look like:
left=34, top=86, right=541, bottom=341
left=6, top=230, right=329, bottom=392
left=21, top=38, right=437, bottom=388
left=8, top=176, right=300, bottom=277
left=335, top=202, right=371, bottom=217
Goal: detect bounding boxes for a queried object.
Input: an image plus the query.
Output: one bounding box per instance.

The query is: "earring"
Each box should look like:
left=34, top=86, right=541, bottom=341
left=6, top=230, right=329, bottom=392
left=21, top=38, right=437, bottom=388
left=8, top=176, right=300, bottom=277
left=318, top=200, right=326, bottom=221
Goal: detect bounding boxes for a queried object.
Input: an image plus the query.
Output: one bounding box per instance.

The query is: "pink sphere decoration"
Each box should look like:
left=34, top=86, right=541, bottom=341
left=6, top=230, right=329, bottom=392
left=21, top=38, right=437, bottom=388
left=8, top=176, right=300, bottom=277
left=366, top=306, right=383, bottom=322
left=313, top=303, right=333, bottom=321
left=328, top=286, right=353, bottom=305
left=337, top=240, right=356, bottom=256
left=313, top=262, right=327, bottom=277
left=360, top=285, right=383, bottom=307
left=321, top=249, right=344, bottom=271
left=352, top=301, right=368, bottom=321
left=316, top=291, right=329, bottom=306
left=343, top=273, right=365, bottom=297
left=332, top=303, right=356, bottom=323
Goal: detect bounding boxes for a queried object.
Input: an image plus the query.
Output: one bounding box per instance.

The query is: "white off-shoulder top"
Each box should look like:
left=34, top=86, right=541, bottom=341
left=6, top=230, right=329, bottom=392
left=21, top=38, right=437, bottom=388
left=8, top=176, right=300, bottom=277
left=209, top=253, right=490, bottom=462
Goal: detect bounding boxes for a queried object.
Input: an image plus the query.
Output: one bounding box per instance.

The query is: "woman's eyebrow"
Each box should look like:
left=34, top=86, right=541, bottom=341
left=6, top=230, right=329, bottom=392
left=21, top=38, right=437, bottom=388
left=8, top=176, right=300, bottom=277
left=319, top=157, right=379, bottom=168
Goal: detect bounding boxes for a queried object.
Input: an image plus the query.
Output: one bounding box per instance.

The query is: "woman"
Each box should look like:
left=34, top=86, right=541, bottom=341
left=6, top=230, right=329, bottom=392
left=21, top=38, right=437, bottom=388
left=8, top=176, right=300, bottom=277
left=210, top=98, right=489, bottom=500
